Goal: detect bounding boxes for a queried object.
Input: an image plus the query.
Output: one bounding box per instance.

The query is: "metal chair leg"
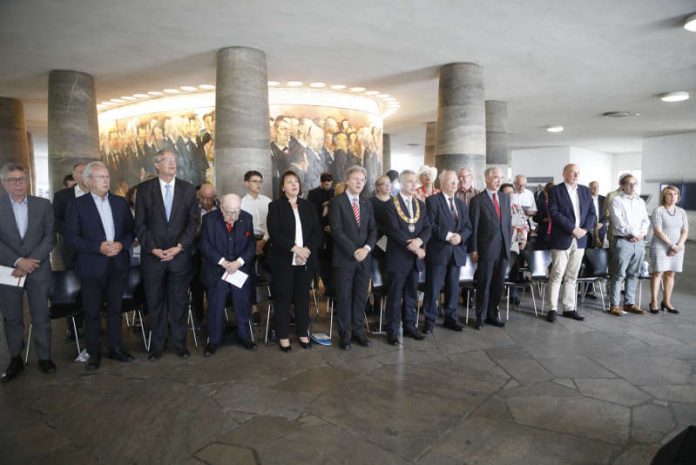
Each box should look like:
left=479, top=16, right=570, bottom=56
left=188, top=309, right=198, bottom=349
left=264, top=301, right=273, bottom=344
left=248, top=321, right=255, bottom=342
left=70, top=316, right=81, bottom=355
left=24, top=323, right=33, bottom=365
left=530, top=285, right=538, bottom=317
left=137, top=309, right=149, bottom=351
left=328, top=299, right=334, bottom=339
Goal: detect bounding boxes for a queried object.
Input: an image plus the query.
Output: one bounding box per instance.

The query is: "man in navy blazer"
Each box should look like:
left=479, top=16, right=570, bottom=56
left=469, top=166, right=511, bottom=330
left=423, top=170, right=473, bottom=334
left=65, top=162, right=135, bottom=370
left=546, top=163, right=596, bottom=323
left=384, top=170, right=431, bottom=345
left=329, top=166, right=377, bottom=350
left=199, top=194, right=257, bottom=355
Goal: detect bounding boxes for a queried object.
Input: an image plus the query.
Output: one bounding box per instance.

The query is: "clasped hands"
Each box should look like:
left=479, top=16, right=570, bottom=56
left=353, top=247, right=369, bottom=262
left=100, top=241, right=124, bottom=257
left=220, top=258, right=242, bottom=274
left=407, top=238, right=425, bottom=260
left=12, top=257, right=40, bottom=277
left=292, top=245, right=311, bottom=265
left=152, top=244, right=183, bottom=262
left=572, top=228, right=588, bottom=240
left=447, top=233, right=462, bottom=246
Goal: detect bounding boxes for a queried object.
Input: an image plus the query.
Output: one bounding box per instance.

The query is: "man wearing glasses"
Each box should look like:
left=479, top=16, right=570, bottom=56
left=0, top=163, right=56, bottom=382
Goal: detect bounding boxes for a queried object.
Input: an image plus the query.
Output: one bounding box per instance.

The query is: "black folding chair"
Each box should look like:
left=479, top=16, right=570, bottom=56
left=121, top=266, right=150, bottom=351
left=577, top=248, right=609, bottom=311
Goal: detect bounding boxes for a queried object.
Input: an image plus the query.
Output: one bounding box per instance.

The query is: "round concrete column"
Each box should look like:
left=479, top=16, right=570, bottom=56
left=0, top=97, right=32, bottom=194
left=424, top=121, right=436, bottom=167
left=486, top=100, right=509, bottom=172
left=434, top=63, right=486, bottom=188
left=48, top=70, right=100, bottom=196
left=215, top=47, right=271, bottom=198
left=382, top=133, right=391, bottom=172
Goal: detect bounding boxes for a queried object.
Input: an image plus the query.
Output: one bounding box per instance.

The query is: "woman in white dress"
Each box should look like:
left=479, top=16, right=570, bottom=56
left=649, top=185, right=688, bottom=314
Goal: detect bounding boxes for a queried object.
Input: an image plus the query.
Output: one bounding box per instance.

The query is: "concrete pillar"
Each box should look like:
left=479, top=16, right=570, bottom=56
left=48, top=70, right=100, bottom=196
left=0, top=97, right=32, bottom=194
left=382, top=133, right=391, bottom=172
left=424, top=121, right=436, bottom=167
left=215, top=47, right=271, bottom=198
left=486, top=100, right=509, bottom=173
left=434, top=63, right=486, bottom=189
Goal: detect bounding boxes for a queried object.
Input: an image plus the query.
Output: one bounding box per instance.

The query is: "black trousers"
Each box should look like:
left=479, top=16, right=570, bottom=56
left=142, top=264, right=191, bottom=352
left=386, top=267, right=419, bottom=335
left=272, top=266, right=312, bottom=339
left=423, top=258, right=460, bottom=324
left=80, top=263, right=128, bottom=358
left=334, top=260, right=370, bottom=338
left=189, top=253, right=206, bottom=325
left=475, top=253, right=508, bottom=322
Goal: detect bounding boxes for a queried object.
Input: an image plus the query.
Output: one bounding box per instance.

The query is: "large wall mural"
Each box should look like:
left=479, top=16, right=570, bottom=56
left=98, top=88, right=385, bottom=197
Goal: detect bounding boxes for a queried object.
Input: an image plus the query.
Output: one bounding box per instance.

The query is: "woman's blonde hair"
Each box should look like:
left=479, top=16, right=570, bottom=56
left=659, top=185, right=680, bottom=207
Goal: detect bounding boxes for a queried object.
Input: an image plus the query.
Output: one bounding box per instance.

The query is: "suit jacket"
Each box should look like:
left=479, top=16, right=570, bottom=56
left=425, top=192, right=473, bottom=267
left=53, top=187, right=77, bottom=235
left=548, top=183, right=596, bottom=250
left=329, top=193, right=377, bottom=269
left=267, top=197, right=321, bottom=271
left=384, top=195, right=431, bottom=273
left=468, top=190, right=512, bottom=262
left=199, top=209, right=256, bottom=287
left=134, top=177, right=199, bottom=272
left=65, top=192, right=135, bottom=279
left=0, top=194, right=55, bottom=282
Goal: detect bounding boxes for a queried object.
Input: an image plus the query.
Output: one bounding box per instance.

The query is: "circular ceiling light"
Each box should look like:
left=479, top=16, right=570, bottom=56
left=180, top=86, right=198, bottom=92
left=331, top=84, right=346, bottom=90
left=110, top=98, right=125, bottom=104
left=602, top=111, right=640, bottom=118
left=199, top=84, right=215, bottom=90
left=350, top=87, right=366, bottom=93
left=309, top=82, right=326, bottom=88
left=100, top=101, right=114, bottom=107
left=133, top=93, right=149, bottom=99
left=286, top=81, right=303, bottom=87
left=148, top=91, right=164, bottom=96
left=267, top=81, right=280, bottom=87
left=163, top=88, right=180, bottom=94
left=684, top=13, right=696, bottom=32
left=546, top=125, right=564, bottom=133
left=660, top=91, right=690, bottom=102
left=121, top=96, right=136, bottom=101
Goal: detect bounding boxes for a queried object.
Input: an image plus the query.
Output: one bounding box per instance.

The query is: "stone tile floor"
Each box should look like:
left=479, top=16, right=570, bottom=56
left=1, top=246, right=695, bottom=465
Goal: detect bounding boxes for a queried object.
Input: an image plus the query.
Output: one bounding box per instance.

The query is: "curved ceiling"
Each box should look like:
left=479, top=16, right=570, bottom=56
left=1, top=0, right=695, bottom=157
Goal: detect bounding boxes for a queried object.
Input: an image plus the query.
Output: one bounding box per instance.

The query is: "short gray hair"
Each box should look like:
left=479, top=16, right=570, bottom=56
left=0, top=162, right=28, bottom=180
left=398, top=169, right=416, bottom=184
left=155, top=149, right=175, bottom=164
left=83, top=161, right=108, bottom=180
left=345, top=165, right=367, bottom=180
left=484, top=166, right=501, bottom=179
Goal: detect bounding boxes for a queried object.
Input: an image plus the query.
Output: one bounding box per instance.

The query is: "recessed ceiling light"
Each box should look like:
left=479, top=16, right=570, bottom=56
left=287, top=81, right=303, bottom=87
left=267, top=81, right=280, bottom=87
left=133, top=93, right=149, bottom=99
left=180, top=86, right=197, bottom=92
left=163, top=88, right=180, bottom=94
left=365, top=90, right=380, bottom=95
left=546, top=126, right=564, bottom=133
left=350, top=87, right=366, bottom=92
left=148, top=91, right=164, bottom=96
left=100, top=101, right=114, bottom=106
left=684, top=13, right=696, bottom=32
left=121, top=96, right=136, bottom=101
left=602, top=111, right=640, bottom=118
left=199, top=84, right=215, bottom=90
left=309, top=82, right=326, bottom=88
left=110, top=98, right=125, bottom=104
left=660, top=91, right=690, bottom=102
left=331, top=84, right=346, bottom=90
left=377, top=94, right=390, bottom=99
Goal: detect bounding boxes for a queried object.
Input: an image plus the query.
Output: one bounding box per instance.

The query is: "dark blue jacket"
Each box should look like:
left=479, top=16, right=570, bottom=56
left=199, top=209, right=256, bottom=287
left=548, top=183, right=596, bottom=249
left=425, top=192, right=473, bottom=266
left=65, top=193, right=134, bottom=279
left=384, top=195, right=431, bottom=273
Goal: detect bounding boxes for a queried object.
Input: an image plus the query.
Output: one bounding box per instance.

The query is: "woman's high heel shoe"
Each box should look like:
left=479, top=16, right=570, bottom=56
left=661, top=302, right=679, bottom=314
left=278, top=340, right=292, bottom=352
left=299, top=337, right=312, bottom=349
left=648, top=304, right=660, bottom=314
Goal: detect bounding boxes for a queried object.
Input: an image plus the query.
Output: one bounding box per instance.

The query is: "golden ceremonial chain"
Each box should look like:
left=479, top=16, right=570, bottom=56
left=393, top=196, right=420, bottom=232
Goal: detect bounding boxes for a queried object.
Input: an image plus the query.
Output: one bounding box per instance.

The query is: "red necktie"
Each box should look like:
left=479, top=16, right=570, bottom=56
left=492, top=193, right=501, bottom=220
left=352, top=198, right=360, bottom=226
left=226, top=222, right=233, bottom=234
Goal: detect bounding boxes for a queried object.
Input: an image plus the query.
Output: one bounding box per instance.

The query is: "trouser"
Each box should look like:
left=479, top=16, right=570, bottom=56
left=206, top=278, right=252, bottom=345
left=334, top=261, right=371, bottom=338
left=548, top=240, right=585, bottom=311
left=423, top=258, right=460, bottom=324
left=609, top=238, right=645, bottom=306
left=475, top=254, right=507, bottom=322
left=0, top=277, right=52, bottom=360
left=386, top=267, right=419, bottom=335
left=272, top=266, right=312, bottom=339
left=143, top=266, right=191, bottom=352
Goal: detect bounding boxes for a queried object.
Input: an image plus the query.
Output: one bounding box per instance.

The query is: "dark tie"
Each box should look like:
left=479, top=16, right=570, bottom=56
left=492, top=192, right=501, bottom=220
left=448, top=197, right=457, bottom=222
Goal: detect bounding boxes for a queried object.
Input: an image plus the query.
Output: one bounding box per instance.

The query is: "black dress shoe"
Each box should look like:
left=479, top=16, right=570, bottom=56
left=278, top=341, right=292, bottom=353
left=86, top=357, right=100, bottom=371
left=562, top=311, right=585, bottom=321
left=351, top=334, right=372, bottom=347
left=485, top=318, right=506, bottom=328
left=176, top=347, right=190, bottom=359
left=387, top=333, right=400, bottom=345
left=0, top=357, right=24, bottom=383
left=423, top=322, right=435, bottom=334
left=38, top=359, right=56, bottom=374
left=204, top=343, right=217, bottom=357
left=108, top=347, right=135, bottom=363
left=546, top=310, right=557, bottom=323
left=443, top=318, right=464, bottom=332
left=403, top=327, right=425, bottom=340
left=339, top=334, right=352, bottom=351
left=474, top=320, right=484, bottom=330
left=148, top=349, right=163, bottom=361
left=299, top=338, right=312, bottom=349
left=240, top=339, right=257, bottom=351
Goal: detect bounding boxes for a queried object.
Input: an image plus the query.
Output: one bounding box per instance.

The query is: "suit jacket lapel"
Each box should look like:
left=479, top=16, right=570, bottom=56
left=108, top=194, right=120, bottom=238
left=2, top=195, right=22, bottom=242
left=85, top=195, right=107, bottom=238
left=482, top=192, right=497, bottom=221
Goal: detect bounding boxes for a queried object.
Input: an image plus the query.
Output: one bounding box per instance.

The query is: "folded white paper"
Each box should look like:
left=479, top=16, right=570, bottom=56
left=376, top=235, right=388, bottom=252
left=222, top=269, right=249, bottom=288
left=0, top=265, right=26, bottom=287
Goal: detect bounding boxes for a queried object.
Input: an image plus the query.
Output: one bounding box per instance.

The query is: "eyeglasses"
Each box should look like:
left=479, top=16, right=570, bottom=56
left=2, top=177, right=28, bottom=184
left=248, top=179, right=263, bottom=184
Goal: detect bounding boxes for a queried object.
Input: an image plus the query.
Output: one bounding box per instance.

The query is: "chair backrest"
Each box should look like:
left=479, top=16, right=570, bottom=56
left=529, top=249, right=553, bottom=279
left=371, top=257, right=385, bottom=288
left=459, top=255, right=477, bottom=282
left=122, top=266, right=143, bottom=300
left=583, top=248, right=609, bottom=277
left=49, top=270, right=81, bottom=305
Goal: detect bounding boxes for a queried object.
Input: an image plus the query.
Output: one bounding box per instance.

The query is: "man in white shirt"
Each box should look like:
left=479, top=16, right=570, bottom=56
left=512, top=175, right=537, bottom=216
left=608, top=174, right=649, bottom=316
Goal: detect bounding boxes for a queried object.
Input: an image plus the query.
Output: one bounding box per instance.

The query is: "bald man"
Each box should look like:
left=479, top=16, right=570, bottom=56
left=199, top=193, right=257, bottom=355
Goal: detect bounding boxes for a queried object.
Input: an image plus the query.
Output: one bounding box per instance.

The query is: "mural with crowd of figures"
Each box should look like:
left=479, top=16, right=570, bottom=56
left=98, top=104, right=383, bottom=198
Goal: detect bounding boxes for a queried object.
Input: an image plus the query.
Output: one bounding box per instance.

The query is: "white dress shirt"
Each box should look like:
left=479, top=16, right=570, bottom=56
left=609, top=193, right=650, bottom=238
left=74, top=184, right=87, bottom=198
left=241, top=193, right=271, bottom=240
left=159, top=177, right=175, bottom=202
left=291, top=206, right=304, bottom=266
left=91, top=193, right=115, bottom=242
left=564, top=182, right=581, bottom=228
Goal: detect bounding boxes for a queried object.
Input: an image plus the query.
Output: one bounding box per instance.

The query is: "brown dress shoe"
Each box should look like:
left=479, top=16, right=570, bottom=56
left=608, top=306, right=624, bottom=316
left=624, top=304, right=645, bottom=315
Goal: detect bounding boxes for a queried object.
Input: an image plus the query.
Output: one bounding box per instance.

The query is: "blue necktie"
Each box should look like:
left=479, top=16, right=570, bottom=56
left=164, top=184, right=173, bottom=221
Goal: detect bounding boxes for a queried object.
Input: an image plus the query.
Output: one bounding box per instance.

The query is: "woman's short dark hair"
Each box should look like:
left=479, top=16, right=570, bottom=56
left=279, top=170, right=302, bottom=198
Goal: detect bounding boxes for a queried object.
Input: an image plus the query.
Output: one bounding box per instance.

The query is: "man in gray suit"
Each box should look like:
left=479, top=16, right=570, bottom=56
left=0, top=163, right=56, bottom=382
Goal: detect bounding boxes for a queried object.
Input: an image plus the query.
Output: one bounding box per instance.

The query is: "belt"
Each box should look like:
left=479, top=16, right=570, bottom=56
left=254, top=234, right=264, bottom=240
left=614, top=235, right=629, bottom=240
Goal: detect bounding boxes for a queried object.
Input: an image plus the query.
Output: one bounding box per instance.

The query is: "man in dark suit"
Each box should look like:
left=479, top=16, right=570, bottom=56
left=135, top=149, right=200, bottom=360
left=0, top=163, right=56, bottom=382
left=546, top=164, right=596, bottom=323
left=199, top=193, right=257, bottom=356
left=329, top=165, right=377, bottom=350
left=53, top=162, right=88, bottom=269
left=588, top=181, right=606, bottom=249
left=307, top=173, right=334, bottom=297
left=384, top=170, right=431, bottom=345
left=65, top=161, right=135, bottom=370
left=469, top=166, right=511, bottom=330
left=423, top=170, right=473, bottom=334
